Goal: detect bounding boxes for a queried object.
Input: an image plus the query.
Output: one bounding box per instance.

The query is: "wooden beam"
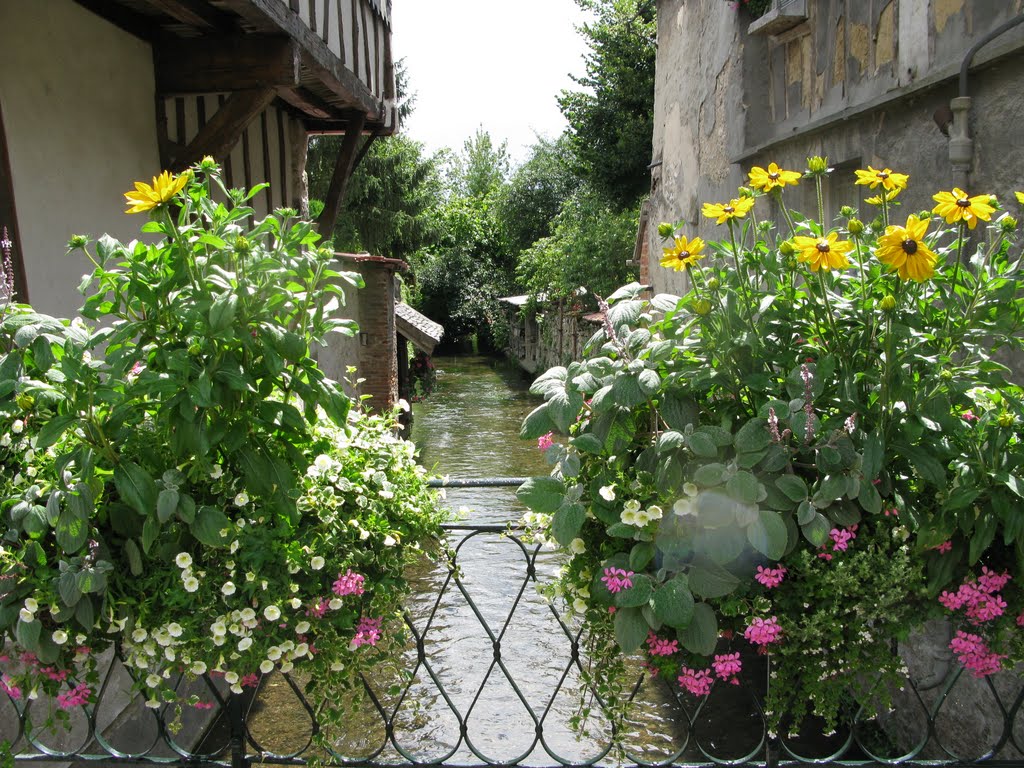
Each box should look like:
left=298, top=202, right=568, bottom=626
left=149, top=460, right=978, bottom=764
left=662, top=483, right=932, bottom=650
left=155, top=36, right=299, bottom=95
left=315, top=112, right=365, bottom=234
left=0, top=102, right=28, bottom=304
left=72, top=0, right=158, bottom=42
left=140, top=0, right=233, bottom=30
left=217, top=0, right=383, bottom=118
left=275, top=86, right=333, bottom=120
left=171, top=88, right=277, bottom=170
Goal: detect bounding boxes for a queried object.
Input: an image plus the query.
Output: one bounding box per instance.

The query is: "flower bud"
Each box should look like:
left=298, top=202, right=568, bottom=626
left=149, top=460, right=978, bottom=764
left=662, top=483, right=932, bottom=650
left=67, top=234, right=89, bottom=250
left=940, top=369, right=953, bottom=381
left=989, top=195, right=999, bottom=208
left=233, top=235, right=251, bottom=255
left=806, top=156, right=830, bottom=175
left=199, top=155, right=218, bottom=172
left=737, top=186, right=754, bottom=198
left=880, top=295, right=896, bottom=312
left=657, top=222, right=675, bottom=239
left=847, top=218, right=864, bottom=236
left=693, top=298, right=712, bottom=316
left=839, top=206, right=857, bottom=218
left=918, top=211, right=933, bottom=220
left=779, top=240, right=795, bottom=256
left=998, top=412, right=1015, bottom=427
left=1001, top=216, right=1018, bottom=232
left=705, top=277, right=720, bottom=291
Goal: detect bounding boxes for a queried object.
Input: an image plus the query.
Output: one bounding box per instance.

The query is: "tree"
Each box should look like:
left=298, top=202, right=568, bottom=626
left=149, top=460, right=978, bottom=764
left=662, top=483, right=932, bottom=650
left=558, top=0, right=656, bottom=209
left=516, top=183, right=639, bottom=304
left=498, top=135, right=580, bottom=257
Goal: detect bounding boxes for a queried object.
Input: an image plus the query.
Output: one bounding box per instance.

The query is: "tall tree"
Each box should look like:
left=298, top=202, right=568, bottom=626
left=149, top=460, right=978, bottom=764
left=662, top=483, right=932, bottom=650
left=558, top=0, right=656, bottom=209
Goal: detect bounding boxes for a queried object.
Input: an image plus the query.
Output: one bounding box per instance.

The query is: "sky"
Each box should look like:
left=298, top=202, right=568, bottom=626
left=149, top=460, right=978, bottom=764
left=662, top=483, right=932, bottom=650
left=390, top=1, right=594, bottom=165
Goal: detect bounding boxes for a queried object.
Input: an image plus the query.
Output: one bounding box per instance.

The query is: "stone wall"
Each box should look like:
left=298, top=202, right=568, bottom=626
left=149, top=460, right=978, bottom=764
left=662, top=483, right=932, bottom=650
left=648, top=0, right=1024, bottom=296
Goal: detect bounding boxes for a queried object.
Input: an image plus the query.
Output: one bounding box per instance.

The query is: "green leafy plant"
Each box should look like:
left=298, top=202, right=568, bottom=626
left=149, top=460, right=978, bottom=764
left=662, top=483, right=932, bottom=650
left=0, top=161, right=445, bottom=732
left=518, top=158, right=1024, bottom=733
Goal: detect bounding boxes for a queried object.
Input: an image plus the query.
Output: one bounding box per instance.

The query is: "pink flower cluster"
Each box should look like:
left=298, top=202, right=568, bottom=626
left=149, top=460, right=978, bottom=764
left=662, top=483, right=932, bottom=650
left=939, top=567, right=1011, bottom=625
left=56, top=682, right=91, bottom=710
left=754, top=565, right=787, bottom=588
left=307, top=599, right=330, bottom=618
left=677, top=666, right=712, bottom=696
left=712, top=652, right=742, bottom=685
left=537, top=432, right=555, bottom=452
left=818, top=524, right=858, bottom=560
left=744, top=616, right=783, bottom=646
left=333, top=569, right=365, bottom=597
left=1017, top=613, right=1024, bottom=628
left=1, top=674, right=22, bottom=700
left=351, top=617, right=382, bottom=648
left=241, top=673, right=260, bottom=689
left=949, top=630, right=1006, bottom=678
left=646, top=632, right=679, bottom=657
left=601, top=567, right=634, bottom=594
left=932, top=541, right=953, bottom=554
left=192, top=700, right=215, bottom=710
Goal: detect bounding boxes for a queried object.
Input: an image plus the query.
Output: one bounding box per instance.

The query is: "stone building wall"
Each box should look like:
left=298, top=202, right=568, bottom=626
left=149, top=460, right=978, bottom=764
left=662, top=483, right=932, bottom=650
left=648, top=0, right=1024, bottom=296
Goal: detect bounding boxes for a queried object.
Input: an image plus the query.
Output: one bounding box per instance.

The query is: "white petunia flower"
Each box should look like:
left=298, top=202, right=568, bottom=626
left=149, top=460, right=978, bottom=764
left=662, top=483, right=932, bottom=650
left=132, top=628, right=148, bottom=643
left=175, top=553, right=192, bottom=569
left=146, top=674, right=161, bottom=688
left=221, top=581, right=236, bottom=596
left=267, top=646, right=282, bottom=661
left=673, top=497, right=695, bottom=517
left=260, top=660, right=275, bottom=674
left=167, top=622, right=183, bottom=637
left=210, top=465, right=224, bottom=480
left=183, top=576, right=200, bottom=592
left=568, top=538, right=586, bottom=555
left=310, top=556, right=325, bottom=570
left=294, top=621, right=310, bottom=635
left=234, top=492, right=249, bottom=507
left=223, top=671, right=239, bottom=685
left=11, top=420, right=24, bottom=434
left=599, top=485, right=616, bottom=501
left=23, top=597, right=38, bottom=613
left=646, top=504, right=664, bottom=520
left=383, top=535, right=397, bottom=547
left=191, top=661, right=207, bottom=675
left=238, top=637, right=253, bottom=651
left=264, top=605, right=281, bottom=621
left=52, top=630, right=68, bottom=645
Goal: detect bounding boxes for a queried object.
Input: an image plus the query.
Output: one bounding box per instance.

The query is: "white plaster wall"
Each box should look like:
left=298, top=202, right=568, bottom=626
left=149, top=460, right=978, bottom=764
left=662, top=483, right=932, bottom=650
left=0, top=0, right=160, bottom=317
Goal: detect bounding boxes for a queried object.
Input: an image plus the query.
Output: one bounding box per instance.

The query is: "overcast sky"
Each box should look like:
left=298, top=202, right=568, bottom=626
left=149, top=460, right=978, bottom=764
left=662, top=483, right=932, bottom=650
left=390, top=1, right=594, bottom=165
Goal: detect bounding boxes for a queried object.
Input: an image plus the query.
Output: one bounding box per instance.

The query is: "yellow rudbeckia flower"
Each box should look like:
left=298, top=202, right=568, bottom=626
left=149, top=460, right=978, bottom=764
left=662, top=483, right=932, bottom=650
left=854, top=166, right=909, bottom=192
left=865, top=188, right=901, bottom=206
left=748, top=162, right=802, bottom=193
left=124, top=170, right=190, bottom=214
left=792, top=232, right=853, bottom=272
left=702, top=196, right=755, bottom=225
left=1015, top=191, right=1024, bottom=205
left=876, top=214, right=937, bottom=282
left=660, top=235, right=706, bottom=271
left=932, top=188, right=995, bottom=230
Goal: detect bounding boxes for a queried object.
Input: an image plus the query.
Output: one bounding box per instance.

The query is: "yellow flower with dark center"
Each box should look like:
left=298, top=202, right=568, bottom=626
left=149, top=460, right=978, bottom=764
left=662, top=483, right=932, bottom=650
left=854, top=166, right=909, bottom=192
left=748, top=162, right=802, bottom=193
left=932, top=188, right=995, bottom=230
left=702, top=196, right=755, bottom=225
left=124, top=170, right=190, bottom=214
left=865, top=188, right=901, bottom=206
left=660, top=235, right=706, bottom=271
left=876, top=214, right=937, bottom=282
left=791, top=232, right=853, bottom=272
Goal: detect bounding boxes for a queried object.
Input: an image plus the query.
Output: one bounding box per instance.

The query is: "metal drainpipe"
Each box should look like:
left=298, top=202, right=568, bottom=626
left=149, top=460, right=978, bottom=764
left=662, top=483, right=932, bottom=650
left=948, top=13, right=1024, bottom=189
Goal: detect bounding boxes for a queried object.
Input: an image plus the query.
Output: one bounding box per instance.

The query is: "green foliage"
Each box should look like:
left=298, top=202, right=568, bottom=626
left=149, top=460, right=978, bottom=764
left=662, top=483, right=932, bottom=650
left=518, top=164, right=1024, bottom=735
left=516, top=186, right=640, bottom=302
left=558, top=0, right=656, bottom=209
left=0, top=165, right=444, bottom=726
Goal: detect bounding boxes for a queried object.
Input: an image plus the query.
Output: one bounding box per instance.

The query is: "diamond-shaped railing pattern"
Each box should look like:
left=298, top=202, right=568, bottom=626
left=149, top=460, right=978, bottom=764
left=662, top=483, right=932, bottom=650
left=6, top=479, right=1024, bottom=767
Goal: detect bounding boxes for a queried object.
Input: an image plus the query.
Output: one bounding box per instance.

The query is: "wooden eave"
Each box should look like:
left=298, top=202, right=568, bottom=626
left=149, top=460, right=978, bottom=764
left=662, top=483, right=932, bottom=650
left=73, top=0, right=395, bottom=135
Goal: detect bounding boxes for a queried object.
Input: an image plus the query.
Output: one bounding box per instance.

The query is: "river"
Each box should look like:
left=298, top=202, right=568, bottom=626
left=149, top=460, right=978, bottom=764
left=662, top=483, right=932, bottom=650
left=242, top=355, right=765, bottom=766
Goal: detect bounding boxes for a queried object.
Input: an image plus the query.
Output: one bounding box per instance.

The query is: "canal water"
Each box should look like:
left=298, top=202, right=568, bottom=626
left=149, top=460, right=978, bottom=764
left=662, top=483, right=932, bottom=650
left=245, top=355, right=766, bottom=765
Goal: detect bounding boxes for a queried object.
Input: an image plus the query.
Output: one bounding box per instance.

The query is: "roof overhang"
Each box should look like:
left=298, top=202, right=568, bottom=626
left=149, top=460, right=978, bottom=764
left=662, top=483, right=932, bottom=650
left=395, top=303, right=444, bottom=355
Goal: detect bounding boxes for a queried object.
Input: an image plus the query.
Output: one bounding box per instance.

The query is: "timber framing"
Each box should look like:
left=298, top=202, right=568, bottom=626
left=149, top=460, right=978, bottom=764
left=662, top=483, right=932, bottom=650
left=169, top=88, right=278, bottom=170
left=0, top=103, right=28, bottom=303
left=315, top=112, right=367, bottom=234
left=154, top=36, right=300, bottom=94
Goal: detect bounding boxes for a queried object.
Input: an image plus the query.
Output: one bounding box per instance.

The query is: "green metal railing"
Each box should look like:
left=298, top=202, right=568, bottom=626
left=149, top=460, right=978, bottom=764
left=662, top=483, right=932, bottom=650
left=5, top=479, right=1024, bottom=767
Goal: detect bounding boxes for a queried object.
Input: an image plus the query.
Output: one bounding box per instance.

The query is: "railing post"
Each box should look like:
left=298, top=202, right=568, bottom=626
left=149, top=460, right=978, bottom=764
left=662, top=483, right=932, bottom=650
left=228, top=694, right=248, bottom=768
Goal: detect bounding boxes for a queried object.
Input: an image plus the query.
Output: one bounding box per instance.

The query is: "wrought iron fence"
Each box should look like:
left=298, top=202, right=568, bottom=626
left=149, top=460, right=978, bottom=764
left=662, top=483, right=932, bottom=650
left=4, top=479, right=1024, bottom=768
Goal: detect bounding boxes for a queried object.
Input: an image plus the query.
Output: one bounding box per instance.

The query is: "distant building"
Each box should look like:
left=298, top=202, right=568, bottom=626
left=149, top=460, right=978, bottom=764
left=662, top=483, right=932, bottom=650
left=644, top=0, right=1024, bottom=294
left=498, top=293, right=600, bottom=374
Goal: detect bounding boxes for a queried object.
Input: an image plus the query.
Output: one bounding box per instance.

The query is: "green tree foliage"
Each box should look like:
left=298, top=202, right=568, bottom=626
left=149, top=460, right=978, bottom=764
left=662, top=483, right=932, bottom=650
left=307, top=134, right=442, bottom=259
left=498, top=135, right=580, bottom=256
left=406, top=130, right=513, bottom=348
left=558, top=0, right=656, bottom=209
left=516, top=185, right=639, bottom=303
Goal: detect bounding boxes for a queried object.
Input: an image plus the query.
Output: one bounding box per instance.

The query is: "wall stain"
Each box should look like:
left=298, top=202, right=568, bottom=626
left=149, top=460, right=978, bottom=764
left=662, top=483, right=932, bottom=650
left=849, top=22, right=869, bottom=75
left=876, top=1, right=894, bottom=72
left=933, top=0, right=964, bottom=36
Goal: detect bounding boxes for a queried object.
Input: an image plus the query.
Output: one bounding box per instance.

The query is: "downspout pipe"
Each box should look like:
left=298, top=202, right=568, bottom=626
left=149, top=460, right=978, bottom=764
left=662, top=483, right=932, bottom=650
left=948, top=13, right=1024, bottom=190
